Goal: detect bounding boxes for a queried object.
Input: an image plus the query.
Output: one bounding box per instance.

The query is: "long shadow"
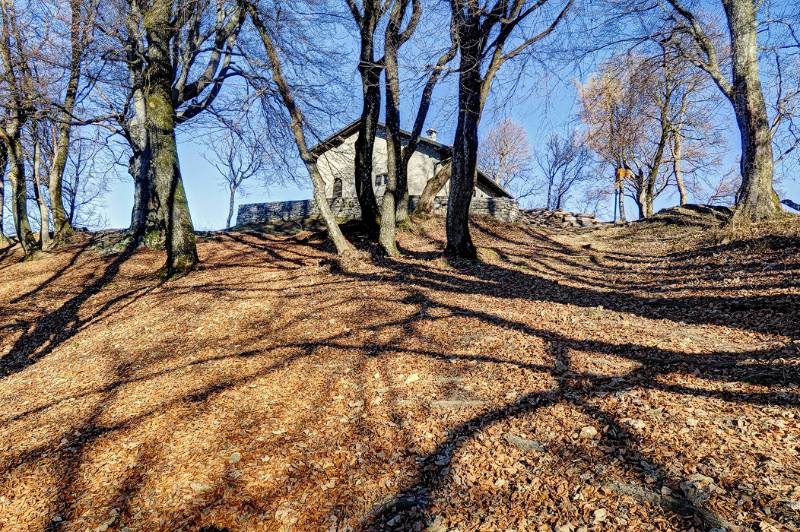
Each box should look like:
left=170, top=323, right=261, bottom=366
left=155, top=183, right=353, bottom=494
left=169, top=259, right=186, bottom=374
left=360, top=292, right=798, bottom=530
left=11, top=240, right=92, bottom=303
left=0, top=241, right=142, bottom=379
left=353, top=244, right=800, bottom=340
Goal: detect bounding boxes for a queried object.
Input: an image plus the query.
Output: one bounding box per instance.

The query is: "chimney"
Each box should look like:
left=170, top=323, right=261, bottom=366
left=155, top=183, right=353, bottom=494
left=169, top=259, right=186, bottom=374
left=426, top=128, right=437, bottom=141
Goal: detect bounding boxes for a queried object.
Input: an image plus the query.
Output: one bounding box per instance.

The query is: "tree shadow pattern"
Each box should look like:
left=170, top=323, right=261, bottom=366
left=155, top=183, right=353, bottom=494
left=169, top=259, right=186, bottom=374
left=0, top=221, right=798, bottom=530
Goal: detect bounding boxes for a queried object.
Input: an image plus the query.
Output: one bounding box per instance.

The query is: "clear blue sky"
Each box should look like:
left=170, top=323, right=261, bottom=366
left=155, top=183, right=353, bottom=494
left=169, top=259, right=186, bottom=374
left=96, top=16, right=799, bottom=230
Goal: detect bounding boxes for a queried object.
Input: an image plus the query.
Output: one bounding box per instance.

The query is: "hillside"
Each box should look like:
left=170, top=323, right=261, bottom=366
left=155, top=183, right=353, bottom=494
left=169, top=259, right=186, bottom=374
left=0, top=214, right=799, bottom=531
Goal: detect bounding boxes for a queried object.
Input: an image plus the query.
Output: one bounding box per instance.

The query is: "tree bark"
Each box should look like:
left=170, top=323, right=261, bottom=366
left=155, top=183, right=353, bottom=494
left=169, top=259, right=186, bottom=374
left=414, top=161, right=451, bottom=217
left=616, top=170, right=627, bottom=222
left=142, top=0, right=198, bottom=274
left=0, top=143, right=6, bottom=243
left=352, top=3, right=383, bottom=237
left=5, top=134, right=37, bottom=253
left=31, top=138, right=51, bottom=248
left=47, top=0, right=84, bottom=244
left=379, top=0, right=416, bottom=256
left=227, top=184, right=236, bottom=229
left=247, top=1, right=355, bottom=256
left=722, top=0, right=780, bottom=222
left=445, top=27, right=481, bottom=259
left=672, top=132, right=688, bottom=205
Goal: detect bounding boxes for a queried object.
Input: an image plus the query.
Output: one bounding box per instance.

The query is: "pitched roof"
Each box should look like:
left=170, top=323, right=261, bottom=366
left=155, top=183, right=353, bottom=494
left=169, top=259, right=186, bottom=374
left=309, top=119, right=513, bottom=199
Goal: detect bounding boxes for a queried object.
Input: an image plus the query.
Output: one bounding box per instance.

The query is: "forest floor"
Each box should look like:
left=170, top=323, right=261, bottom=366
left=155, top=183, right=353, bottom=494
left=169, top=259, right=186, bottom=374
left=0, top=211, right=799, bottom=531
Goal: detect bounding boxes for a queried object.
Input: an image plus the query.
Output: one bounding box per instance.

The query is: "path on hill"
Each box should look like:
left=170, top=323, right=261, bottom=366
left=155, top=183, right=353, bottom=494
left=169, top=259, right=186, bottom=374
left=0, top=218, right=798, bottom=531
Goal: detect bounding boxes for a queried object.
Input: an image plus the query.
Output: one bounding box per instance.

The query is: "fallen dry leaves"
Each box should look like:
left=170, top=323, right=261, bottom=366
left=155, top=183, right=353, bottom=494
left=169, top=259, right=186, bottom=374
left=0, top=214, right=798, bottom=531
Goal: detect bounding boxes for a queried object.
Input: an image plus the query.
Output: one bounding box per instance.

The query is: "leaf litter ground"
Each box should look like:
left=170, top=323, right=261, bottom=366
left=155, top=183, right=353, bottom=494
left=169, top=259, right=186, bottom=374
left=0, top=215, right=798, bottom=531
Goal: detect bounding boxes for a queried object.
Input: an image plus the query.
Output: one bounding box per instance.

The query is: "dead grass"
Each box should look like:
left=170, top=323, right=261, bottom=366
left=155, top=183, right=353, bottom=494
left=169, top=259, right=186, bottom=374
left=0, top=215, right=798, bottom=531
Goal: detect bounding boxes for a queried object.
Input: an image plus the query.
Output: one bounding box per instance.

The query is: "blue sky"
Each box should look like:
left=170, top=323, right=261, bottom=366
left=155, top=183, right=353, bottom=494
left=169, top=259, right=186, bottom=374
left=95, top=5, right=800, bottom=231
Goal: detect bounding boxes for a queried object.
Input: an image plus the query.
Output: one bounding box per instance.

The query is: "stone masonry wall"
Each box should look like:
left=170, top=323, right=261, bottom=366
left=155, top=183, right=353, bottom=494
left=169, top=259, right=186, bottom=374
left=236, top=196, right=521, bottom=226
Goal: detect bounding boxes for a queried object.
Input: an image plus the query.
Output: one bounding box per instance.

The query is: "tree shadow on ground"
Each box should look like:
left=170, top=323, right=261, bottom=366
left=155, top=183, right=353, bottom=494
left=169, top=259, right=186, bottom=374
left=356, top=290, right=799, bottom=530
left=1, top=221, right=798, bottom=529
left=0, top=239, right=147, bottom=379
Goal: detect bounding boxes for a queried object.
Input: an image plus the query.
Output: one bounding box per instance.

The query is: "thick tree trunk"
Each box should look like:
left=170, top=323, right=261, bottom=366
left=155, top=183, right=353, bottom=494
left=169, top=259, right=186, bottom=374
left=445, top=37, right=481, bottom=259
left=353, top=52, right=381, bottom=236
left=722, top=0, right=780, bottom=222
left=6, top=136, right=38, bottom=254
left=143, top=0, right=198, bottom=274
left=635, top=187, right=647, bottom=220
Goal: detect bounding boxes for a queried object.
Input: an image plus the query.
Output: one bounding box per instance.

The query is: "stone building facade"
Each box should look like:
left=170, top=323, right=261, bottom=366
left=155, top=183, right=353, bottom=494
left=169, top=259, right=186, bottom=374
left=236, top=120, right=520, bottom=226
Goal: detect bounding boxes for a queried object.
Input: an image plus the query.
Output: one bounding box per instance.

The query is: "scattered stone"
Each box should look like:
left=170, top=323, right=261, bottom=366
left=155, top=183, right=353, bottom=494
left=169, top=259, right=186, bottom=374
left=519, top=208, right=603, bottom=229
left=622, top=418, right=646, bottom=430
left=686, top=418, right=699, bottom=427
left=504, top=434, right=546, bottom=452
left=593, top=508, right=607, bottom=524
left=405, top=373, right=420, bottom=384
left=190, top=481, right=212, bottom=492
left=680, top=474, right=718, bottom=505
left=229, top=451, right=241, bottom=464
left=580, top=426, right=599, bottom=439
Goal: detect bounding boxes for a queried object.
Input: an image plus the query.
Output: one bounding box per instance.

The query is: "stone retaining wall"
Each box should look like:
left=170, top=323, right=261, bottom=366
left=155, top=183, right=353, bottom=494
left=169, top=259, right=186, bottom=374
left=236, top=196, right=521, bottom=226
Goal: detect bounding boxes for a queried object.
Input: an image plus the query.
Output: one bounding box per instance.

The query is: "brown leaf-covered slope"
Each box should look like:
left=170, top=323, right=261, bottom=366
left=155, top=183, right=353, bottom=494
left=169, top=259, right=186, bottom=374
left=0, top=215, right=798, bottom=531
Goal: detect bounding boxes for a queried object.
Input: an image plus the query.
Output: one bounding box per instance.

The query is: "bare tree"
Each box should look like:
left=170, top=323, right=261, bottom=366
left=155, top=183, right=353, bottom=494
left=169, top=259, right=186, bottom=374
left=0, top=142, right=6, bottom=243
left=91, top=0, right=243, bottom=274
left=535, top=132, right=591, bottom=211
left=478, top=118, right=535, bottom=200
left=346, top=0, right=389, bottom=236
left=204, top=127, right=266, bottom=229
left=29, top=122, right=51, bottom=247
left=444, top=0, right=573, bottom=258
left=579, top=50, right=720, bottom=219
left=636, top=0, right=782, bottom=222
left=0, top=0, right=40, bottom=254
left=378, top=0, right=421, bottom=256
left=46, top=0, right=96, bottom=244
left=61, top=131, right=111, bottom=228
left=244, top=0, right=356, bottom=257
left=579, top=55, right=651, bottom=222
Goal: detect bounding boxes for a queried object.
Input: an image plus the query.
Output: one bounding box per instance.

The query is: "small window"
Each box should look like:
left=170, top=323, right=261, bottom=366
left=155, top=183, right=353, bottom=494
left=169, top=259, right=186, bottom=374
left=333, top=178, right=343, bottom=198
left=383, top=174, right=389, bottom=185
left=375, top=173, right=387, bottom=186
left=375, top=174, right=382, bottom=186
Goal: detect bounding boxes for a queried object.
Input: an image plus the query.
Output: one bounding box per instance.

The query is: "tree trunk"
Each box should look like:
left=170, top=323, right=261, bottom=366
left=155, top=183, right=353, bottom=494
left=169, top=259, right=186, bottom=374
left=616, top=171, right=626, bottom=223
left=227, top=185, right=236, bottom=229
left=635, top=188, right=647, bottom=220
left=722, top=0, right=780, bottom=222
left=414, top=161, right=450, bottom=217
left=47, top=0, right=84, bottom=244
left=672, top=132, right=688, bottom=205
left=445, top=33, right=481, bottom=259
left=0, top=143, right=7, bottom=243
left=143, top=0, right=198, bottom=274
left=6, top=136, right=38, bottom=253
left=247, top=1, right=355, bottom=256
left=32, top=139, right=51, bottom=248
left=378, top=1, right=406, bottom=257
left=353, top=33, right=382, bottom=237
